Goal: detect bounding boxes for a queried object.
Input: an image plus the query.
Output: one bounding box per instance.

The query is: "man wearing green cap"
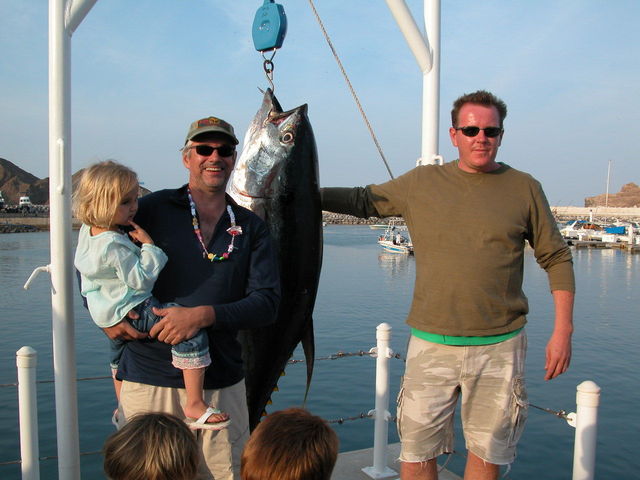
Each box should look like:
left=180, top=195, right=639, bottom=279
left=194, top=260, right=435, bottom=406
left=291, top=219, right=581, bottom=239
left=103, top=116, right=280, bottom=479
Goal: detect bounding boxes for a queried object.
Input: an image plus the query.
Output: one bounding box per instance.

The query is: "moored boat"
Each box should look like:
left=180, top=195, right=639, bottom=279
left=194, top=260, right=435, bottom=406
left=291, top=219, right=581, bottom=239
left=377, top=220, right=413, bottom=254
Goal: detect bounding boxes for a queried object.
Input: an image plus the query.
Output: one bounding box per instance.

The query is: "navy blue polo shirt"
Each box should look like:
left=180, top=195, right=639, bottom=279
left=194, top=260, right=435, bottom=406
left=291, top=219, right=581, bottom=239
left=117, top=186, right=280, bottom=389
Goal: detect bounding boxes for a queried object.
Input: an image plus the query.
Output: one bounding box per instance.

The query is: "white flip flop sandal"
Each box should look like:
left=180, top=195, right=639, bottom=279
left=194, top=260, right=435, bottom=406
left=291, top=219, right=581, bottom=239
left=186, top=407, right=231, bottom=431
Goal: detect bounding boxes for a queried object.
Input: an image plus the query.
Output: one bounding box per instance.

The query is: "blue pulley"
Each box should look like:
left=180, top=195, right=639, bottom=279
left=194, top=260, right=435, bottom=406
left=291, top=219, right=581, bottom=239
left=252, top=0, right=287, bottom=52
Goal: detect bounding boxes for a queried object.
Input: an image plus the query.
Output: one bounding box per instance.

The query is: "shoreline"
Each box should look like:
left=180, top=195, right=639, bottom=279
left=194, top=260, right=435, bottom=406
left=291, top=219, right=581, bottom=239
left=2, top=207, right=639, bottom=233
left=0, top=215, right=80, bottom=233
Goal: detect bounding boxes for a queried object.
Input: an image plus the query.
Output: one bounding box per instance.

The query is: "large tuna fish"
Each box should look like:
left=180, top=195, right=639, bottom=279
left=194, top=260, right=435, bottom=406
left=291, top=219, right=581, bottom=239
left=228, top=89, right=322, bottom=430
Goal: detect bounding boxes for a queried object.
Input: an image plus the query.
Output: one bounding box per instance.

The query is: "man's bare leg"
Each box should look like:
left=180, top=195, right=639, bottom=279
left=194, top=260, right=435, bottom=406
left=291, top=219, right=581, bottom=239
left=401, top=459, right=438, bottom=480
left=463, top=451, right=499, bottom=480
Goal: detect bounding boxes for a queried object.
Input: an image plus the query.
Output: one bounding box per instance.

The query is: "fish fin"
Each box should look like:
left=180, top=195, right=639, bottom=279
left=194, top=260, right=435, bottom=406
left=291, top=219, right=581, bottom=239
left=301, top=318, right=316, bottom=407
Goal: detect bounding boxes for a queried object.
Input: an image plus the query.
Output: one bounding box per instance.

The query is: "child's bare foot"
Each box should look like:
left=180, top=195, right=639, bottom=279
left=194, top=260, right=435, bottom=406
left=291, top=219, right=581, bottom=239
left=185, top=402, right=230, bottom=431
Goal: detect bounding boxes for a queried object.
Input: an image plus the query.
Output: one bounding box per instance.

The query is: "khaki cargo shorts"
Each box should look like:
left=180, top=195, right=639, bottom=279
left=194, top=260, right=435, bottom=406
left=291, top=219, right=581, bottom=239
left=119, top=379, right=249, bottom=480
left=397, top=331, right=528, bottom=465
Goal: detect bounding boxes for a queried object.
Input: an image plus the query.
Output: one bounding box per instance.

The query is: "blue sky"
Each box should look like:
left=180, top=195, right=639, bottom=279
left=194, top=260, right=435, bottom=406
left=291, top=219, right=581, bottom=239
left=1, top=0, right=638, bottom=206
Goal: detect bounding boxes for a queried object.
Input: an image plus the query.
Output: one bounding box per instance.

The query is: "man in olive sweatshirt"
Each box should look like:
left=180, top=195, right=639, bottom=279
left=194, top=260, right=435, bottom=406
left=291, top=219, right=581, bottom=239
left=320, top=90, right=575, bottom=480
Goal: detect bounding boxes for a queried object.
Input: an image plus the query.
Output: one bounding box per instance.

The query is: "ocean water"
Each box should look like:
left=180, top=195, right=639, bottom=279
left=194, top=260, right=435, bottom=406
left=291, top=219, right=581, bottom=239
left=0, top=227, right=638, bottom=479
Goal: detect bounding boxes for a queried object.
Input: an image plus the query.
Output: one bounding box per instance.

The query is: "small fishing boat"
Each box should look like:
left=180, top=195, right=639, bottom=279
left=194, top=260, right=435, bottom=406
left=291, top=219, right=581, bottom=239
left=377, top=220, right=413, bottom=254
left=369, top=224, right=388, bottom=230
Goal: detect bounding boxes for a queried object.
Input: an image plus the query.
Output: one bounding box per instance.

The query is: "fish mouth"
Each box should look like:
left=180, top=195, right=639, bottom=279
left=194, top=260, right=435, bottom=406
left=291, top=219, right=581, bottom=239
left=235, top=189, right=270, bottom=200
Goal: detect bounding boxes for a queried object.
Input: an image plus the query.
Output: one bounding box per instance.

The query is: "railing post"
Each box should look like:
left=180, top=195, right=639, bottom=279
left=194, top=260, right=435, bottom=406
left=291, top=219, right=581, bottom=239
left=572, top=381, right=600, bottom=480
left=362, top=323, right=396, bottom=478
left=17, top=346, right=40, bottom=480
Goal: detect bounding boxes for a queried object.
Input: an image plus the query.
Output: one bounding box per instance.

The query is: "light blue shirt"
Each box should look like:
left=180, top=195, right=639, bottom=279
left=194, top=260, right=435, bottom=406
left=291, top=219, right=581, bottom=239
left=74, top=224, right=168, bottom=328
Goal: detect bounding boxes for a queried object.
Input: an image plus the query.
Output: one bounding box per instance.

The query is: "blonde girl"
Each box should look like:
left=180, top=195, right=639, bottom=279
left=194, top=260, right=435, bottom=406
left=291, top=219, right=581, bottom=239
left=74, top=160, right=228, bottom=430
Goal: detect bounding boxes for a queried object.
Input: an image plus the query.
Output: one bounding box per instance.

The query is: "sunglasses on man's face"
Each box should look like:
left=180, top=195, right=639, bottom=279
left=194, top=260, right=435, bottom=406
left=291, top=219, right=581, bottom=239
left=191, top=144, right=236, bottom=157
left=455, top=126, right=503, bottom=138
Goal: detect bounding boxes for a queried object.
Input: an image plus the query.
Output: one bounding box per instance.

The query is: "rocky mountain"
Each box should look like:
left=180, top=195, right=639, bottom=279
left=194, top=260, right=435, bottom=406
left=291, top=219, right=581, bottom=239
left=0, top=158, right=45, bottom=204
left=584, top=183, right=640, bottom=208
left=0, top=158, right=150, bottom=205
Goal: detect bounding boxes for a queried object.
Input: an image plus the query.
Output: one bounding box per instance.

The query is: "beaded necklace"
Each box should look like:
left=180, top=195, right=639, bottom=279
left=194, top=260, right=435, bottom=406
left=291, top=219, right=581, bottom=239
left=187, top=187, right=242, bottom=261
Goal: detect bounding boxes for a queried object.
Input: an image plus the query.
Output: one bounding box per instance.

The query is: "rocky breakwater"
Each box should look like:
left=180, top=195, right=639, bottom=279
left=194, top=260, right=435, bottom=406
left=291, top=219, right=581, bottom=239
left=0, top=214, right=81, bottom=233
left=0, top=222, right=39, bottom=233
left=322, top=212, right=395, bottom=225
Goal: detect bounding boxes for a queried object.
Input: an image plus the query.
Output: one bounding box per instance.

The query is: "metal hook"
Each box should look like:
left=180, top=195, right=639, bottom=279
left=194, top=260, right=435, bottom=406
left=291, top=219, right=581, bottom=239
left=261, top=49, right=277, bottom=92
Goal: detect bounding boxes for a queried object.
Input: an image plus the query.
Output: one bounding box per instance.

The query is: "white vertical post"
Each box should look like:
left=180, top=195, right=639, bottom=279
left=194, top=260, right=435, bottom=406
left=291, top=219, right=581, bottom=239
left=362, top=323, right=396, bottom=478
left=49, top=0, right=80, bottom=478
left=420, top=0, right=441, bottom=166
left=572, top=381, right=600, bottom=480
left=17, top=347, right=40, bottom=480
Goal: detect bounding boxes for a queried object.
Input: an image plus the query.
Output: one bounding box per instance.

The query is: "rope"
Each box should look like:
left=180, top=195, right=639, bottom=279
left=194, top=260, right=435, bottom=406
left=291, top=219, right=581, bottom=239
left=0, top=375, right=111, bottom=388
left=326, top=412, right=372, bottom=424
left=288, top=349, right=403, bottom=363
left=0, top=351, right=404, bottom=388
left=307, top=0, right=395, bottom=180
left=528, top=402, right=569, bottom=420
left=0, top=450, right=103, bottom=466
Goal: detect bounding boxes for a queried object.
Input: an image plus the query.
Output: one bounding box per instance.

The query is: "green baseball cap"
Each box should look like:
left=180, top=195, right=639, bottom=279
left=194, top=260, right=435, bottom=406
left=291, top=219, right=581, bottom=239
left=185, top=116, right=239, bottom=145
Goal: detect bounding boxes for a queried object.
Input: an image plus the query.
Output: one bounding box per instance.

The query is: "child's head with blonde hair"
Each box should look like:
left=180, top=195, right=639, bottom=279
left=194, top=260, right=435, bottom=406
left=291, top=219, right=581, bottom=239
left=103, top=412, right=199, bottom=480
left=73, top=160, right=139, bottom=228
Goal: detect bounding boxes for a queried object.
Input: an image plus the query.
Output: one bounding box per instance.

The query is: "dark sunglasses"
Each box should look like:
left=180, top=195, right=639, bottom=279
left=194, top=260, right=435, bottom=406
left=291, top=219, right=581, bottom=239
left=455, top=126, right=503, bottom=138
left=190, top=144, right=235, bottom=157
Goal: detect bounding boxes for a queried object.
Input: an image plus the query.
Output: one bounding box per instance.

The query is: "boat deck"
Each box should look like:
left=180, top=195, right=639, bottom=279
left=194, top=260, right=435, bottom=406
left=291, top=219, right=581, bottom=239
left=332, top=443, right=461, bottom=480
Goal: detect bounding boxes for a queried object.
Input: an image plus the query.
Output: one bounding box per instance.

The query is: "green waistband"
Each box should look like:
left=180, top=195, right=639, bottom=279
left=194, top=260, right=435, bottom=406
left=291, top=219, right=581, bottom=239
left=411, top=327, right=523, bottom=346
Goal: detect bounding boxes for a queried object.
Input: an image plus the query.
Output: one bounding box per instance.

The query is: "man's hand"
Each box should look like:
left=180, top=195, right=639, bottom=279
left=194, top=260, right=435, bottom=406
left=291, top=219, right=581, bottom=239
left=544, top=330, right=572, bottom=380
left=102, top=320, right=147, bottom=341
left=545, top=289, right=574, bottom=381
left=149, top=305, right=215, bottom=345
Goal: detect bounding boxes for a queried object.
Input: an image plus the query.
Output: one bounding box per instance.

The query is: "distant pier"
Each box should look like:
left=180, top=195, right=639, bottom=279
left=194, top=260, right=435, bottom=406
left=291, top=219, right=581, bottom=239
left=568, top=239, right=639, bottom=252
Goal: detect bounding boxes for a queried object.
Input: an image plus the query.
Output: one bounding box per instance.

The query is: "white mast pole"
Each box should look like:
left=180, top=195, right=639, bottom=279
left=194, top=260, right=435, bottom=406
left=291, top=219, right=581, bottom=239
left=385, top=0, right=441, bottom=166
left=49, top=2, right=80, bottom=477
left=48, top=0, right=98, bottom=477
left=605, top=159, right=611, bottom=209
left=420, top=0, right=441, bottom=166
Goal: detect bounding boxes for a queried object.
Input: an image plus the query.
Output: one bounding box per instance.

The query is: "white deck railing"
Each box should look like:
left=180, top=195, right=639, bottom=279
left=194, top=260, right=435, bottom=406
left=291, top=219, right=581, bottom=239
left=14, top=325, right=600, bottom=480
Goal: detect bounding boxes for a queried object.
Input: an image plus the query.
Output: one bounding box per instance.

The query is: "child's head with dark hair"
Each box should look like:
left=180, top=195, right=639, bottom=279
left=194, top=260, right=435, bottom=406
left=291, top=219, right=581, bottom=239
left=241, top=408, right=339, bottom=480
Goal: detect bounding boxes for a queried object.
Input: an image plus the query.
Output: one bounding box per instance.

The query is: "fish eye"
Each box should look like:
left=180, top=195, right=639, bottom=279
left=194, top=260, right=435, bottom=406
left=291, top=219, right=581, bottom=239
left=281, top=131, right=294, bottom=144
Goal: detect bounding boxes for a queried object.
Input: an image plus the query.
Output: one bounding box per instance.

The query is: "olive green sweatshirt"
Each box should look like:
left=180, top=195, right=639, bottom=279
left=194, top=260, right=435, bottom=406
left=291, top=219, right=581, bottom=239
left=321, top=161, right=575, bottom=336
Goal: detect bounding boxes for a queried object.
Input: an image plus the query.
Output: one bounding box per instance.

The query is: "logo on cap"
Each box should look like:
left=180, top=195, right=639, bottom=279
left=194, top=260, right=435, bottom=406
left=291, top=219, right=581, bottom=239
left=198, top=117, right=221, bottom=127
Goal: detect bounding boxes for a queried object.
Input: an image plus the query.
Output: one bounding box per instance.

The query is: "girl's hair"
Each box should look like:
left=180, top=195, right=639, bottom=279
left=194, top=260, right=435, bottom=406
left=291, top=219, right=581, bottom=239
left=103, top=412, right=199, bottom=480
left=73, top=160, right=139, bottom=228
left=241, top=408, right=339, bottom=480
